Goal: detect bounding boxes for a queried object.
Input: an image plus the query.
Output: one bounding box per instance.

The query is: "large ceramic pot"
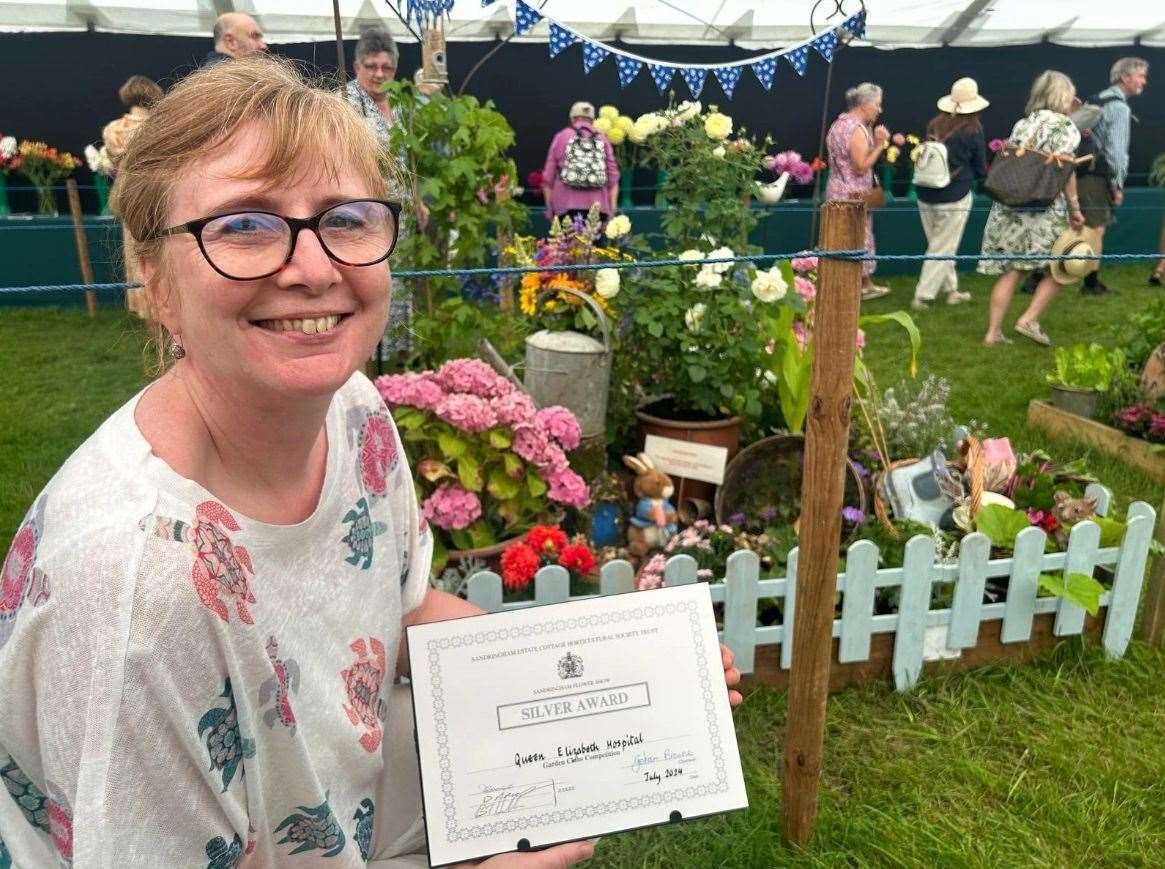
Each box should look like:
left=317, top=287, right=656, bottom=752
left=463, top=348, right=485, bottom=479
left=714, top=434, right=868, bottom=539
left=635, top=397, right=743, bottom=505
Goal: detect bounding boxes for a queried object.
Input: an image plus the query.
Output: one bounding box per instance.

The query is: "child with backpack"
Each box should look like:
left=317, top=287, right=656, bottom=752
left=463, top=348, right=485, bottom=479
left=911, top=78, right=989, bottom=310
left=540, top=101, right=620, bottom=223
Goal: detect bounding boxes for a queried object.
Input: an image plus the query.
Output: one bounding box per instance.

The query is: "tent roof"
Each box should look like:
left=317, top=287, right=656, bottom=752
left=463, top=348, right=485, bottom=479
left=2, top=0, right=1163, bottom=48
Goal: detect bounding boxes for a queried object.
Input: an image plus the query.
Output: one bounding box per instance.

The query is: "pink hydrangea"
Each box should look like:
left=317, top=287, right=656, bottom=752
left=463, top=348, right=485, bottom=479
left=794, top=275, right=817, bottom=303
left=546, top=468, right=590, bottom=509
left=422, top=484, right=482, bottom=530
left=511, top=421, right=551, bottom=465
left=534, top=406, right=582, bottom=451
left=435, top=358, right=514, bottom=398
left=856, top=328, right=866, bottom=351
left=790, top=255, right=818, bottom=274
left=376, top=372, right=445, bottom=410
left=493, top=390, right=538, bottom=427
left=434, top=393, right=497, bottom=433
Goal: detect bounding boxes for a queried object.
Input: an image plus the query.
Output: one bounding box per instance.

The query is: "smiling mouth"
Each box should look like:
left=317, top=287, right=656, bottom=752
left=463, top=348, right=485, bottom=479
left=254, top=314, right=348, bottom=335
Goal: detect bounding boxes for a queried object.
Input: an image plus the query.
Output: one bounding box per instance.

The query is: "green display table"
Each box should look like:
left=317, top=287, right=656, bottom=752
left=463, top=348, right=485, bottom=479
left=4, top=189, right=1164, bottom=307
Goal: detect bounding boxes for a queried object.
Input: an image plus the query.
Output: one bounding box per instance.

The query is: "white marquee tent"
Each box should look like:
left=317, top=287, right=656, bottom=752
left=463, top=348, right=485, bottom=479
left=2, top=0, right=1164, bottom=49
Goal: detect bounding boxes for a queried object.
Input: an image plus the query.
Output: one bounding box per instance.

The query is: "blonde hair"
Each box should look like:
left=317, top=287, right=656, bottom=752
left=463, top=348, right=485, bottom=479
left=110, top=55, right=398, bottom=368
left=1025, top=70, right=1076, bottom=115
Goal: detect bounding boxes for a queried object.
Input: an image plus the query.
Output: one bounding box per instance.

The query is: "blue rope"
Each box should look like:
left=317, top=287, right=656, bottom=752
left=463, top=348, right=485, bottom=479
left=2, top=249, right=1162, bottom=295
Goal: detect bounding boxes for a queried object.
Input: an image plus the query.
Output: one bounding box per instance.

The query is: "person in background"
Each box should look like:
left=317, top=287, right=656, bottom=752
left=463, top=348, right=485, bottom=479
left=1076, top=56, right=1148, bottom=294
left=345, top=27, right=429, bottom=362
left=541, top=102, right=619, bottom=223
left=102, top=75, right=165, bottom=317
left=912, top=77, right=989, bottom=310
left=979, top=70, right=1084, bottom=347
left=825, top=83, right=891, bottom=300
left=204, top=12, right=267, bottom=66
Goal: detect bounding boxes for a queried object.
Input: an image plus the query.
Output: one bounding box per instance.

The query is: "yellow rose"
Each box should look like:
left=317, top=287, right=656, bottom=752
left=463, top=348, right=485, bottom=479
left=885, top=146, right=900, bottom=164
left=598, top=105, right=619, bottom=120
left=704, top=112, right=733, bottom=141
left=616, top=115, right=635, bottom=133
left=594, top=117, right=613, bottom=134
left=606, top=126, right=626, bottom=145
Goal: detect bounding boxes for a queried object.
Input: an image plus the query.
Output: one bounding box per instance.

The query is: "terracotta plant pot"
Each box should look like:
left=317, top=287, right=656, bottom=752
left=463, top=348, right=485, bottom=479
left=444, top=537, right=519, bottom=575
left=635, top=398, right=743, bottom=505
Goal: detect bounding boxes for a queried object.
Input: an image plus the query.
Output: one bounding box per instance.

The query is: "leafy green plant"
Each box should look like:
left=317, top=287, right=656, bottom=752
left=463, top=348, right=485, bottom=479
left=1038, top=572, right=1105, bottom=615
left=1108, top=295, right=1165, bottom=370
left=1149, top=152, right=1165, bottom=186
left=1046, top=343, right=1125, bottom=391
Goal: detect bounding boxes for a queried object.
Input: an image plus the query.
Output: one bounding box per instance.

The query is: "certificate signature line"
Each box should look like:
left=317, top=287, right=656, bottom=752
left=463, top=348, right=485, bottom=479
left=645, top=734, right=689, bottom=744
left=468, top=764, right=517, bottom=775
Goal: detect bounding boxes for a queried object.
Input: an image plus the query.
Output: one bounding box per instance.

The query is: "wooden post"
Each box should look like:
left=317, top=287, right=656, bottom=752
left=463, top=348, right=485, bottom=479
left=780, top=200, right=865, bottom=847
left=1139, top=496, right=1165, bottom=646
left=66, top=179, right=97, bottom=318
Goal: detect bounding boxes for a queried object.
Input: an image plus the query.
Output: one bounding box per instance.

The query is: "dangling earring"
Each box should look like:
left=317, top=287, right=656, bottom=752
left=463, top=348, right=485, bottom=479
left=168, top=338, right=186, bottom=360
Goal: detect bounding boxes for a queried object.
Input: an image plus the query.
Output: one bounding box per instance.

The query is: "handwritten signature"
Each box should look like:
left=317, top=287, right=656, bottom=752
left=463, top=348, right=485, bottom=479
left=632, top=748, right=696, bottom=770
left=474, top=782, right=556, bottom=818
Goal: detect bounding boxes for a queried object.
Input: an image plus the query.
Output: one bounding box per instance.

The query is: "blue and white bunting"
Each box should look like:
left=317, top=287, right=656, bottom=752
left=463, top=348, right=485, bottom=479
left=846, top=10, right=867, bottom=39
left=714, top=66, right=743, bottom=99
left=616, top=56, right=643, bottom=88
left=751, top=57, right=777, bottom=91
left=680, top=68, right=706, bottom=99
left=785, top=45, right=809, bottom=77
left=648, top=63, right=676, bottom=94
left=582, top=42, right=611, bottom=73
left=548, top=23, right=576, bottom=58
left=812, top=30, right=839, bottom=62
left=514, top=0, right=542, bottom=37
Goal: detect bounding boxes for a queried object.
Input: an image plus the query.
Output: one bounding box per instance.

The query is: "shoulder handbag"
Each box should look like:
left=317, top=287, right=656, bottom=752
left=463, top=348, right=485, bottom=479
left=983, top=141, right=1090, bottom=208
left=862, top=174, right=886, bottom=209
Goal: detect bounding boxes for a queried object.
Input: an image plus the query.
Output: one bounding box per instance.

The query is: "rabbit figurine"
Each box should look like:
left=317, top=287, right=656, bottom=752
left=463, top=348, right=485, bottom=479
left=623, top=453, right=678, bottom=557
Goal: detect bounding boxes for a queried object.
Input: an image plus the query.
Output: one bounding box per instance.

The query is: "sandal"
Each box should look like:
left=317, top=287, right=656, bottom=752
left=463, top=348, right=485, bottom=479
left=946, top=290, right=972, bottom=305
left=983, top=333, right=1013, bottom=346
left=1015, top=320, right=1051, bottom=346
left=861, top=285, right=891, bottom=300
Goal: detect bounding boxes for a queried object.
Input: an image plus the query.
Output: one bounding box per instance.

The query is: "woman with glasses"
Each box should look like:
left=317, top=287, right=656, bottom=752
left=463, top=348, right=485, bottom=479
left=0, top=56, right=613, bottom=867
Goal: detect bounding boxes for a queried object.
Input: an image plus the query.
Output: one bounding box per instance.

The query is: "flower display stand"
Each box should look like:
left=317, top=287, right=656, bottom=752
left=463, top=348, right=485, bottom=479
left=467, top=485, right=1156, bottom=692
left=1027, top=399, right=1165, bottom=484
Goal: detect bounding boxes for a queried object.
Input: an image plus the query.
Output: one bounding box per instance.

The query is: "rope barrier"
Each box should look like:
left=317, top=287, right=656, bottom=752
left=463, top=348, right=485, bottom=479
left=4, top=248, right=1164, bottom=296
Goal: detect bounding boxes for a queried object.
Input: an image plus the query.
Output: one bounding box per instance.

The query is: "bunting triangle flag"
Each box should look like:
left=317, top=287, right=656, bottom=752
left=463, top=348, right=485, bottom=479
left=548, top=23, right=576, bottom=58
left=680, top=68, right=707, bottom=99
left=616, top=56, right=643, bottom=88
left=514, top=0, right=542, bottom=37
left=648, top=63, right=676, bottom=93
left=582, top=42, right=611, bottom=74
left=812, top=30, right=839, bottom=62
left=751, top=57, right=777, bottom=91
left=785, top=45, right=809, bottom=77
left=714, top=66, right=743, bottom=99
left=845, top=10, right=867, bottom=39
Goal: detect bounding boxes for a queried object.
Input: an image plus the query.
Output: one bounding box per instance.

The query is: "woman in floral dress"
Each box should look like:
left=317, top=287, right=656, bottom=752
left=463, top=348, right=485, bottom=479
left=979, top=70, right=1085, bottom=346
left=826, top=82, right=892, bottom=300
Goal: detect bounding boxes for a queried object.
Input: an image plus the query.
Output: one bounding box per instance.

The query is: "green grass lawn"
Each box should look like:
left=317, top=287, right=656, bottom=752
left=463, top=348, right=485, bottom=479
left=1, top=265, right=1163, bottom=866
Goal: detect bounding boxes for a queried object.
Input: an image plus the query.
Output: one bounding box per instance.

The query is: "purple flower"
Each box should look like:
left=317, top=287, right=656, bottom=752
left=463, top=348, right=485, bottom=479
left=534, top=406, right=582, bottom=451
left=422, top=484, right=482, bottom=530
left=728, top=512, right=746, bottom=526
left=761, top=506, right=779, bottom=523
left=842, top=506, right=865, bottom=524
left=434, top=393, right=497, bottom=433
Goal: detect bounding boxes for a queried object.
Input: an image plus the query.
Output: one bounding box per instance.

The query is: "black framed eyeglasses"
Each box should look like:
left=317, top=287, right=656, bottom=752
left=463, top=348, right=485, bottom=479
left=145, top=198, right=402, bottom=281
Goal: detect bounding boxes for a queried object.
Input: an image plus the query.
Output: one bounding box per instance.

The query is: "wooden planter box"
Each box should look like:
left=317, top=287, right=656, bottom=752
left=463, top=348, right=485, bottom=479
left=466, top=485, right=1157, bottom=693
left=1028, top=399, right=1165, bottom=484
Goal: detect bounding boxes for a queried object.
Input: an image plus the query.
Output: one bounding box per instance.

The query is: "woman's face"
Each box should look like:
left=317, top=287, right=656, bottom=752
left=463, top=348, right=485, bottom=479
left=147, top=123, right=390, bottom=402
left=859, top=96, right=882, bottom=123
left=356, top=51, right=397, bottom=98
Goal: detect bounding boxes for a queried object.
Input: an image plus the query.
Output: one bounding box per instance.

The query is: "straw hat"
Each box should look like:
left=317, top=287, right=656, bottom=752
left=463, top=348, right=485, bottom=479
left=1049, top=226, right=1101, bottom=285
left=937, top=78, right=990, bottom=114
left=568, top=101, right=595, bottom=120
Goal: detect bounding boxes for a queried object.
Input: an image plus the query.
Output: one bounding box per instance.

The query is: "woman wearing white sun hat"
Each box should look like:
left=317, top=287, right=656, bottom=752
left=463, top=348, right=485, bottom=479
left=912, top=78, right=989, bottom=310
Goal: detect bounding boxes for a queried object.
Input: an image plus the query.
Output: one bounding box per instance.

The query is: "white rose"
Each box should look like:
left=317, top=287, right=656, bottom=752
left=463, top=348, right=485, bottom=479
left=84, top=144, right=100, bottom=172
left=1, top=136, right=18, bottom=158
left=684, top=302, right=707, bottom=331
left=594, top=268, right=620, bottom=299
left=678, top=249, right=704, bottom=263
left=676, top=100, right=702, bottom=122
left=751, top=268, right=788, bottom=303
left=712, top=145, right=726, bottom=158
left=604, top=215, right=631, bottom=239
left=709, top=246, right=735, bottom=274
left=694, top=266, right=722, bottom=290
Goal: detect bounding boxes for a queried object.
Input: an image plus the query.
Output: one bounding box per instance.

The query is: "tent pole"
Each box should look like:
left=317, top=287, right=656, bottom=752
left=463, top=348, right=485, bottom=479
left=809, top=59, right=835, bottom=247
left=332, top=0, right=347, bottom=83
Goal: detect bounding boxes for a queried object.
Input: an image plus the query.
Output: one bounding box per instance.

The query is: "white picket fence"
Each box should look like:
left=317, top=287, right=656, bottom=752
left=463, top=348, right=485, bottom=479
left=466, top=485, right=1158, bottom=691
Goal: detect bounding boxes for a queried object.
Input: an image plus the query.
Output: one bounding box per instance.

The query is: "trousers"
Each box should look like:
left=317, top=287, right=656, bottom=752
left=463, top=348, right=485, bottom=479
left=914, top=191, right=973, bottom=301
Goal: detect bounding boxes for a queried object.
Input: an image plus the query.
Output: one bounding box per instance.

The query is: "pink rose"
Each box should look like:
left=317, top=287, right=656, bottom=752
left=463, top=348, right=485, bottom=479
left=794, top=275, right=817, bottom=303
left=790, top=255, right=818, bottom=274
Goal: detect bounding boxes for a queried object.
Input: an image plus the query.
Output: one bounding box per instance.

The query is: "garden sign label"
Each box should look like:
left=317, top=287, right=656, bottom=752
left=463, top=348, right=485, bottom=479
left=643, top=435, right=728, bottom=485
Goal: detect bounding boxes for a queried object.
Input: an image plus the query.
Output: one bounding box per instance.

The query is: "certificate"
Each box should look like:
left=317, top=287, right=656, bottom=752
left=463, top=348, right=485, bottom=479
left=407, top=583, right=748, bottom=866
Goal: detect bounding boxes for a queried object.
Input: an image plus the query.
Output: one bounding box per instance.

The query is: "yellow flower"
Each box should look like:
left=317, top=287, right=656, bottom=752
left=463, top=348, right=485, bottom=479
left=704, top=112, right=733, bottom=141
left=594, top=117, right=613, bottom=134
left=909, top=145, right=922, bottom=162
left=906, top=134, right=921, bottom=146
left=885, top=146, right=900, bottom=164
left=598, top=105, right=619, bottom=120
left=606, top=126, right=626, bottom=145
left=616, top=115, right=634, bottom=133
left=520, top=284, right=538, bottom=316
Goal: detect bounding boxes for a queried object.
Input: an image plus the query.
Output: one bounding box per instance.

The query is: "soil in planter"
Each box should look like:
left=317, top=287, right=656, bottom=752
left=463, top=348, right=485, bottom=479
left=639, top=396, right=732, bottom=424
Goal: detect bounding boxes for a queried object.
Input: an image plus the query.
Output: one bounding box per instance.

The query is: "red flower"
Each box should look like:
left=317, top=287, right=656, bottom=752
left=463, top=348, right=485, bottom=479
left=526, top=525, right=567, bottom=556
left=501, top=543, right=540, bottom=591
left=1027, top=509, right=1059, bottom=535
left=558, top=543, right=595, bottom=577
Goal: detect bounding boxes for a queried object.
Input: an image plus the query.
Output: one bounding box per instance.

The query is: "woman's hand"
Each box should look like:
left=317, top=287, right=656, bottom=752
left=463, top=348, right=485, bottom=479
left=1070, top=208, right=1085, bottom=230
left=722, top=643, right=742, bottom=707
left=873, top=124, right=890, bottom=144
left=457, top=840, right=596, bottom=867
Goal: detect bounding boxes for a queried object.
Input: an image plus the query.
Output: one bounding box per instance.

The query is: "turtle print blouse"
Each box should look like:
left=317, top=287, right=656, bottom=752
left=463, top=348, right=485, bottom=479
left=0, top=373, right=432, bottom=866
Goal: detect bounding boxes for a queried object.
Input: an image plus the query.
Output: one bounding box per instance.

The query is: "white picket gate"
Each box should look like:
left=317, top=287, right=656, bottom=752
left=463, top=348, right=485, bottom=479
left=466, top=485, right=1158, bottom=691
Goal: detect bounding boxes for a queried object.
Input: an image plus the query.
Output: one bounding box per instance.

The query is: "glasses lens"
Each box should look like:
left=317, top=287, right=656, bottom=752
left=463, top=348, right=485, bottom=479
left=201, top=212, right=290, bottom=279
left=318, top=200, right=397, bottom=266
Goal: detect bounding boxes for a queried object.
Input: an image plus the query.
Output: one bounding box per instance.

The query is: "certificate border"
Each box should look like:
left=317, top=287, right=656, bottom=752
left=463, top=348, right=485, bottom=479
left=424, top=599, right=729, bottom=843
